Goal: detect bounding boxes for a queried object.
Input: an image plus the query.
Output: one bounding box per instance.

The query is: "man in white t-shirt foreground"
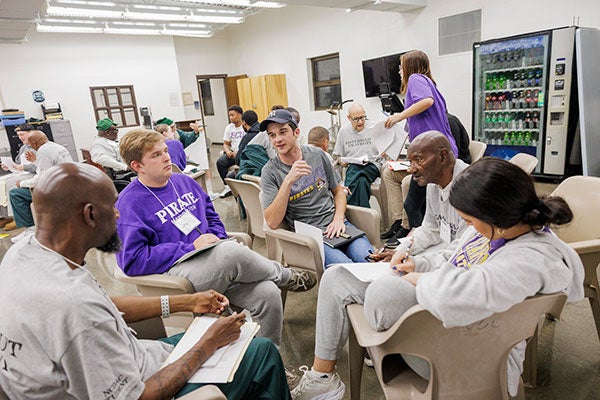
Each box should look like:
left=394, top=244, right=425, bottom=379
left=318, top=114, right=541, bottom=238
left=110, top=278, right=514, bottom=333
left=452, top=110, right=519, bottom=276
left=217, top=105, right=245, bottom=198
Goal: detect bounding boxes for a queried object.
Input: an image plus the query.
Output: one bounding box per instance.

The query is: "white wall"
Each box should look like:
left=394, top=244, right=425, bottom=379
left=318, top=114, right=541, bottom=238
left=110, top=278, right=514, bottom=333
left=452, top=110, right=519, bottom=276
left=1, top=0, right=598, bottom=155
left=0, top=31, right=186, bottom=157
left=211, top=0, right=600, bottom=139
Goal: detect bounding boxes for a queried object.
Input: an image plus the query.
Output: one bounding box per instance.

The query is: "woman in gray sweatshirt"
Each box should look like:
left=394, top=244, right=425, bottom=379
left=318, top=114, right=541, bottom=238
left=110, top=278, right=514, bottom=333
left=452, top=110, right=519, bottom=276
left=291, top=157, right=584, bottom=400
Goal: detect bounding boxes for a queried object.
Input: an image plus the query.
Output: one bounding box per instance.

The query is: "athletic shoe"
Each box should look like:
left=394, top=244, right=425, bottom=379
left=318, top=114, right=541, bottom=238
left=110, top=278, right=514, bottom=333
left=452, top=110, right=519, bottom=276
left=219, top=185, right=232, bottom=198
left=291, top=366, right=345, bottom=400
left=10, top=226, right=35, bottom=244
left=280, top=269, right=317, bottom=292
left=364, top=352, right=374, bottom=367
left=384, top=227, right=411, bottom=249
left=286, top=366, right=300, bottom=390
left=380, top=219, right=403, bottom=240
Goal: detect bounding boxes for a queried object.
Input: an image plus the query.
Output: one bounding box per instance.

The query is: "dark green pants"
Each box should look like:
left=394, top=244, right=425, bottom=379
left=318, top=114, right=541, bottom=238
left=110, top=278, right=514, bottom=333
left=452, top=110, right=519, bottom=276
left=159, top=335, right=291, bottom=400
left=344, top=163, right=380, bottom=208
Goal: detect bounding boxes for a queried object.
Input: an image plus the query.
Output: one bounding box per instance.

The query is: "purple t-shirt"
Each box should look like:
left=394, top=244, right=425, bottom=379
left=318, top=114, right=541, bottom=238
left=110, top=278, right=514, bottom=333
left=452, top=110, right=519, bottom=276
left=166, top=139, right=186, bottom=171
left=405, top=73, right=458, bottom=157
left=116, top=173, right=227, bottom=276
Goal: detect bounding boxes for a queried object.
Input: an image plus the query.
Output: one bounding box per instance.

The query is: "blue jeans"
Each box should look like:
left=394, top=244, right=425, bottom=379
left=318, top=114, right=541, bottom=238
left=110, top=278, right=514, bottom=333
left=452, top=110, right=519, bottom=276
left=323, top=221, right=373, bottom=268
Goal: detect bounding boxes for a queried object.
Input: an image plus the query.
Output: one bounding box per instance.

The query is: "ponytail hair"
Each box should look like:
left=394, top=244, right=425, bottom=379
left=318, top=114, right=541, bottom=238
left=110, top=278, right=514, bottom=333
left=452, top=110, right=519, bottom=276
left=449, top=157, right=573, bottom=229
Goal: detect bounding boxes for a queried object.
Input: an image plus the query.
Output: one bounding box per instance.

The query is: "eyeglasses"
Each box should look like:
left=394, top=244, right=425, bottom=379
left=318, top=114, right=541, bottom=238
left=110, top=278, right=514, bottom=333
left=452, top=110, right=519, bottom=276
left=350, top=115, right=367, bottom=123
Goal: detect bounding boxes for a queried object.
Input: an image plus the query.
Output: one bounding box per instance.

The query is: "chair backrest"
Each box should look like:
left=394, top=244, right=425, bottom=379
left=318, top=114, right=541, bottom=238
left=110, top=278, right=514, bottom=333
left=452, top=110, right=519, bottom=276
left=509, top=153, right=538, bottom=174
left=468, top=140, right=487, bottom=162
left=550, top=176, right=600, bottom=243
left=171, top=164, right=183, bottom=173
left=363, top=293, right=566, bottom=400
left=225, top=178, right=265, bottom=239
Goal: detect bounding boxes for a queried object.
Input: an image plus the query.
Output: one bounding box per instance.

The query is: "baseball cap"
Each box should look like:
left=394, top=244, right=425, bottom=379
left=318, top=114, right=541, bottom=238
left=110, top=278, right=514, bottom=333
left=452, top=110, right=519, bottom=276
left=155, top=117, right=174, bottom=126
left=96, top=118, right=117, bottom=131
left=259, top=109, right=298, bottom=132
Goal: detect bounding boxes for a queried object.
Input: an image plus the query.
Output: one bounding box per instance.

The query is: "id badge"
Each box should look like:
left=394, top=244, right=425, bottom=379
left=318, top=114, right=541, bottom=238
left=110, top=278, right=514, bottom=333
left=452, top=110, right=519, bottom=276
left=172, top=210, right=201, bottom=235
left=440, top=222, right=451, bottom=243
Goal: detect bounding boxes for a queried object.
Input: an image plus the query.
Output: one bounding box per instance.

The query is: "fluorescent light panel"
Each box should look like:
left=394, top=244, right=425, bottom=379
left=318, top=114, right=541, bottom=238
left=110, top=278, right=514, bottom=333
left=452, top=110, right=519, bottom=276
left=37, top=23, right=212, bottom=37
left=172, top=0, right=284, bottom=8
left=46, top=6, right=244, bottom=23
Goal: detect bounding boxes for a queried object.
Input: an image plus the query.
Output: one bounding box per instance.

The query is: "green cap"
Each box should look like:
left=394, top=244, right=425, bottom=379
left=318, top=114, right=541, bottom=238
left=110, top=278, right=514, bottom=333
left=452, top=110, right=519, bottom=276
left=96, top=118, right=117, bottom=131
left=155, top=117, right=174, bottom=126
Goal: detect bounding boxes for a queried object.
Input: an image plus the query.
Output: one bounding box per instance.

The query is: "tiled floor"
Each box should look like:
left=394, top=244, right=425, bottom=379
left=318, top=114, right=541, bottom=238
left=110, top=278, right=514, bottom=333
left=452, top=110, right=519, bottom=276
left=3, top=146, right=599, bottom=399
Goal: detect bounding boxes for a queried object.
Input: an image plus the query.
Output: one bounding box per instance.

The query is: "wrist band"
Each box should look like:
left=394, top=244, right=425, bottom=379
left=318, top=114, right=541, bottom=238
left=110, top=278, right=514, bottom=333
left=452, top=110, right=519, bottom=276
left=160, top=295, right=170, bottom=318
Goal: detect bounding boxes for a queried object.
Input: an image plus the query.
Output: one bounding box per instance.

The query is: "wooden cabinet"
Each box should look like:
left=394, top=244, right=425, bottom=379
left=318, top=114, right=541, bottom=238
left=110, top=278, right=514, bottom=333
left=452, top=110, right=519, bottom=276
left=236, top=74, right=288, bottom=120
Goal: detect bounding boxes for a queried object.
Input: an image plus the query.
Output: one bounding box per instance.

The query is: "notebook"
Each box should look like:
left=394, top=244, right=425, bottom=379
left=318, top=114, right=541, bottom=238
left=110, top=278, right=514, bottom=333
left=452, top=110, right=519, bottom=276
left=323, top=225, right=366, bottom=249
left=161, top=315, right=260, bottom=383
left=171, top=238, right=235, bottom=267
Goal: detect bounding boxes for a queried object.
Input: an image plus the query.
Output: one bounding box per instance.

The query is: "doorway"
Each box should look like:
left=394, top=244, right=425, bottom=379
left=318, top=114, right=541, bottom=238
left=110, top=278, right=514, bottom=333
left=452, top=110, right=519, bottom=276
left=195, top=74, right=247, bottom=145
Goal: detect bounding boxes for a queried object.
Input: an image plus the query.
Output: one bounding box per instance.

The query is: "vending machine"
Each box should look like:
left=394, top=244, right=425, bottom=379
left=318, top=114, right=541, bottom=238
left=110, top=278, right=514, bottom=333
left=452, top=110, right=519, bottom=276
left=472, top=27, right=577, bottom=177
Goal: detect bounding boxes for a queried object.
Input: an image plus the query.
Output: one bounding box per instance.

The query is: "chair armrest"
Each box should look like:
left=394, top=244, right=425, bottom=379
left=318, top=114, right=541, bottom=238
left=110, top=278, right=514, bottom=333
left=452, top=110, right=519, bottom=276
left=569, top=239, right=600, bottom=255
left=113, top=267, right=195, bottom=292
left=227, top=231, right=252, bottom=248
left=345, top=205, right=381, bottom=248
left=127, top=316, right=167, bottom=340
left=241, top=174, right=262, bottom=186
left=264, top=226, right=324, bottom=280
left=346, top=303, right=425, bottom=348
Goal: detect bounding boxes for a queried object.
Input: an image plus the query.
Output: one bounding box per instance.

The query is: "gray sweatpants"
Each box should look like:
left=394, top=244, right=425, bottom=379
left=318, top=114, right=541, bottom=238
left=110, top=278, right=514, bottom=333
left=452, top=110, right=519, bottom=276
left=315, top=265, right=429, bottom=378
left=167, top=240, right=291, bottom=346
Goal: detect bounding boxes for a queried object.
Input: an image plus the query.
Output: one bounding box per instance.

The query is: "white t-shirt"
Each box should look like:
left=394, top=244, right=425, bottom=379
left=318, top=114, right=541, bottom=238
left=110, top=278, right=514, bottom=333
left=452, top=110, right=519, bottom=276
left=223, top=123, right=246, bottom=152
left=0, top=233, right=172, bottom=399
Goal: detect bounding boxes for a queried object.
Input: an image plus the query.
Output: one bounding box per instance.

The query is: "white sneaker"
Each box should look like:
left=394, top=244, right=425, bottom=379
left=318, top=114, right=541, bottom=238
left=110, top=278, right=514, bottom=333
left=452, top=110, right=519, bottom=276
left=10, top=226, right=35, bottom=244
left=219, top=185, right=232, bottom=198
left=291, top=366, right=345, bottom=400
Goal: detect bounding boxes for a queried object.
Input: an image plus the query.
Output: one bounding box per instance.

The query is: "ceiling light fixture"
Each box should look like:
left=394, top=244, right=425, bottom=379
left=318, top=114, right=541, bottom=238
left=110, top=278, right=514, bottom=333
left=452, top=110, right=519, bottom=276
left=37, top=23, right=213, bottom=37
left=46, top=6, right=243, bottom=23
left=174, top=0, right=285, bottom=8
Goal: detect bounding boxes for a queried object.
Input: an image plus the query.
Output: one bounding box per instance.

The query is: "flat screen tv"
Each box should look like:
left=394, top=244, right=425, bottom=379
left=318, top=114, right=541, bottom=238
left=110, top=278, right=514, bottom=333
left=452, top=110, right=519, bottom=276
left=362, top=52, right=403, bottom=98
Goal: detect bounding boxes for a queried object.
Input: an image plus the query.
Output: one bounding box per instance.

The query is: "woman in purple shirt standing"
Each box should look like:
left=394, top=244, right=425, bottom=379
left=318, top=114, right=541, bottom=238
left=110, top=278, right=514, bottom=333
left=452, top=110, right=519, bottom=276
left=384, top=50, right=458, bottom=237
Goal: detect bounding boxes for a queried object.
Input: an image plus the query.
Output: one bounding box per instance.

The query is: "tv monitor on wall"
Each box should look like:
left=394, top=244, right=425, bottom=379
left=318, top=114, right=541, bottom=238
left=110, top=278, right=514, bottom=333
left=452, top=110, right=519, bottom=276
left=362, top=52, right=403, bottom=98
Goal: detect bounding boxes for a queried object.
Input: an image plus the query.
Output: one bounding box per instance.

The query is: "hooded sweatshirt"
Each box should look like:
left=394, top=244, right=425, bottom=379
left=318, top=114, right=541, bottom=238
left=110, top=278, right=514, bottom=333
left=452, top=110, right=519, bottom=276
left=116, top=173, right=227, bottom=276
left=415, top=226, right=584, bottom=396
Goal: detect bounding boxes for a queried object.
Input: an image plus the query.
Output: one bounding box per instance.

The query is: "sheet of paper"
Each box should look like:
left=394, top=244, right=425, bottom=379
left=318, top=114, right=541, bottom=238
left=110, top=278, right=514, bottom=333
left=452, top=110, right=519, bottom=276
left=365, top=121, right=395, bottom=155
left=382, top=125, right=409, bottom=160
left=163, top=316, right=227, bottom=368
left=332, top=262, right=398, bottom=282
left=340, top=155, right=368, bottom=165
left=184, top=132, right=209, bottom=170
left=294, top=220, right=325, bottom=269
left=387, top=160, right=410, bottom=171
left=0, top=157, right=24, bottom=174
left=162, top=316, right=259, bottom=383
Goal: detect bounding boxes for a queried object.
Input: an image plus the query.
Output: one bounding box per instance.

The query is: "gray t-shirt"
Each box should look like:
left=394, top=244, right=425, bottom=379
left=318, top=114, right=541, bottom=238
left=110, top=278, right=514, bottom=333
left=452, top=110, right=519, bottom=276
left=333, top=122, right=379, bottom=160
left=0, top=233, right=172, bottom=399
left=261, top=145, right=340, bottom=230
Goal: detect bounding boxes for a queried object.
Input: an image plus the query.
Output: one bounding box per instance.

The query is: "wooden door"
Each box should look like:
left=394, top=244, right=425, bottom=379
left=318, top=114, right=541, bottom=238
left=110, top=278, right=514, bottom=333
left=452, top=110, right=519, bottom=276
left=264, top=74, right=288, bottom=114
left=225, top=74, right=247, bottom=108
left=236, top=78, right=253, bottom=114
left=250, top=75, right=268, bottom=120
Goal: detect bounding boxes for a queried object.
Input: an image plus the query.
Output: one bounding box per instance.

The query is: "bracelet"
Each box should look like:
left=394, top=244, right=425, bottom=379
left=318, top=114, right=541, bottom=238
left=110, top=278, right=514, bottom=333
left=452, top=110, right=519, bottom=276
left=160, top=295, right=170, bottom=319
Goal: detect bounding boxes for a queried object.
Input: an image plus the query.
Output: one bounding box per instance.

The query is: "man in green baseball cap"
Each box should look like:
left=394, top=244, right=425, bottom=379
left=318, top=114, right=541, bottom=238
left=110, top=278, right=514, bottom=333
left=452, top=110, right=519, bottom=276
left=96, top=118, right=117, bottom=132
left=91, top=118, right=128, bottom=175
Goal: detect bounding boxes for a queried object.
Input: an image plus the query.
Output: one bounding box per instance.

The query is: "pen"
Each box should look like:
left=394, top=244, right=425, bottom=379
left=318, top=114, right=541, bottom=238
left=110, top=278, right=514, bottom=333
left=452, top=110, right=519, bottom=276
left=226, top=305, right=235, bottom=316
left=401, top=236, right=415, bottom=263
